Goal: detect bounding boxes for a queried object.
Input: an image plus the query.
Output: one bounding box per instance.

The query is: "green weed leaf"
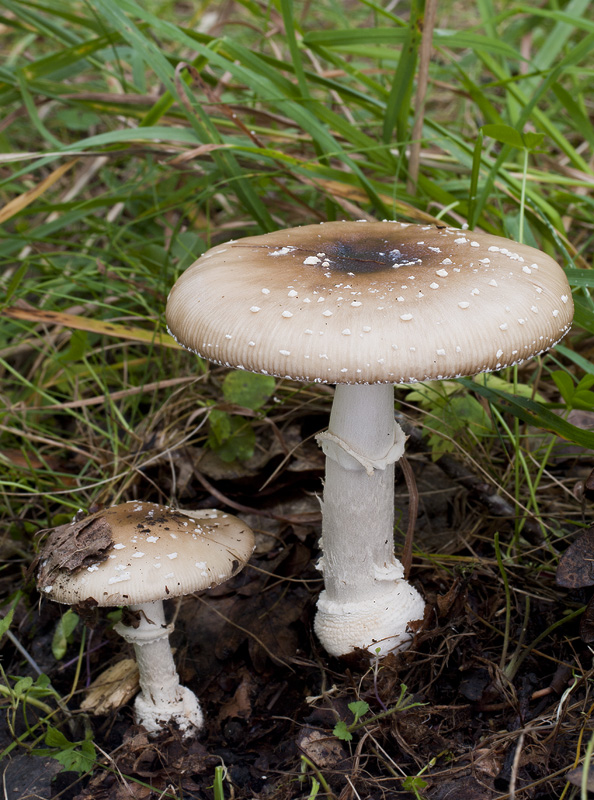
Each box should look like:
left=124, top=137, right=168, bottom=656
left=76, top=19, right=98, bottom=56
left=333, top=720, right=353, bottom=741
left=425, top=395, right=492, bottom=458
left=34, top=728, right=96, bottom=774
left=222, top=371, right=275, bottom=410
left=402, top=775, right=429, bottom=792
left=552, top=370, right=575, bottom=405
left=58, top=330, right=88, bottom=365
left=52, top=739, right=96, bottom=773
left=482, top=123, right=544, bottom=151
left=348, top=700, right=369, bottom=722
left=522, top=131, right=545, bottom=150
left=44, top=727, right=71, bottom=749
left=573, top=389, right=594, bottom=411
left=482, top=123, right=525, bottom=149
left=13, top=677, right=34, bottom=696
left=52, top=609, right=79, bottom=660
left=34, top=673, right=52, bottom=691
left=208, top=411, right=256, bottom=462
left=0, top=606, right=15, bottom=639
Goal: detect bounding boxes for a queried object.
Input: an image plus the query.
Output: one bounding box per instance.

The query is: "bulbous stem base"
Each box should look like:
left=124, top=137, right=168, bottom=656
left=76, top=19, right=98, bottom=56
left=115, top=600, right=203, bottom=736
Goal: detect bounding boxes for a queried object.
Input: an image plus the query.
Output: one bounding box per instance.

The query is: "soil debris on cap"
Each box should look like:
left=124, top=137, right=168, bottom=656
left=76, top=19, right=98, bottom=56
left=34, top=514, right=113, bottom=588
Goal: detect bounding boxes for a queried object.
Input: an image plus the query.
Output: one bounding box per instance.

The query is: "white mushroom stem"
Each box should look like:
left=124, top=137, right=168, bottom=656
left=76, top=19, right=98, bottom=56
left=114, top=600, right=203, bottom=736
left=314, top=383, right=425, bottom=658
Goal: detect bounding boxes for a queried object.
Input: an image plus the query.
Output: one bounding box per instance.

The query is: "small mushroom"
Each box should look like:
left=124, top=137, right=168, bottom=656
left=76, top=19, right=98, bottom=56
left=166, top=220, right=573, bottom=658
left=37, top=501, right=254, bottom=736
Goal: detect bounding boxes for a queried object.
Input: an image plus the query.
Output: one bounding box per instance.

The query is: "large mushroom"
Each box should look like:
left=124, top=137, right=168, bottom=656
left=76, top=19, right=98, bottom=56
left=166, top=220, right=573, bottom=658
left=37, top=501, right=255, bottom=735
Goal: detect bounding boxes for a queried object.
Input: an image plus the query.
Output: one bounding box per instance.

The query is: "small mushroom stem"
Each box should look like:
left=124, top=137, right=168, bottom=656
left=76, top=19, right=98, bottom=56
left=114, top=600, right=203, bottom=736
left=314, top=383, right=425, bottom=658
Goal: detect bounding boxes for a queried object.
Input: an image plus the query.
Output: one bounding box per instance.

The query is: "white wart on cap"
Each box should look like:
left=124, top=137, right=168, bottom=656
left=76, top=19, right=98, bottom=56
left=166, top=220, right=573, bottom=385
left=39, top=502, right=254, bottom=606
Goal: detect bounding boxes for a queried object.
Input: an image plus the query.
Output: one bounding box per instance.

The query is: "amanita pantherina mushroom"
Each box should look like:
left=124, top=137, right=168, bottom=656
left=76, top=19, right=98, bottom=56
left=166, top=220, right=574, bottom=658
left=37, top=501, right=254, bottom=735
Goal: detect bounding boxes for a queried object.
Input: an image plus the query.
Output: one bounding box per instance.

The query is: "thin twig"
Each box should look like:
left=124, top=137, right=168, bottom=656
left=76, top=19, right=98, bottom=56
left=407, top=0, right=439, bottom=193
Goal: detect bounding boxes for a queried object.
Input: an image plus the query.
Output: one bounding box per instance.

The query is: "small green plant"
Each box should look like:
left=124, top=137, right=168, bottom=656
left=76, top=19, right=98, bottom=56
left=210, top=764, right=226, bottom=800
left=404, top=381, right=492, bottom=459
left=333, top=700, right=370, bottom=742
left=402, top=754, right=443, bottom=799
left=552, top=370, right=594, bottom=412
left=402, top=773, right=429, bottom=799
left=31, top=726, right=96, bottom=774
left=333, top=684, right=424, bottom=741
left=51, top=608, right=79, bottom=660
left=300, top=755, right=333, bottom=799
left=207, top=372, right=276, bottom=462
left=0, top=671, right=62, bottom=717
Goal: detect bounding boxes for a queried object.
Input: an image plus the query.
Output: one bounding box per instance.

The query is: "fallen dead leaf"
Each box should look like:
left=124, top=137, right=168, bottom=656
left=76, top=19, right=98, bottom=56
left=0, top=159, right=77, bottom=224
left=218, top=669, right=253, bottom=720
left=556, top=527, right=594, bottom=588
left=565, top=764, right=594, bottom=791
left=80, top=658, right=139, bottom=715
left=297, top=727, right=348, bottom=769
left=2, top=306, right=178, bottom=349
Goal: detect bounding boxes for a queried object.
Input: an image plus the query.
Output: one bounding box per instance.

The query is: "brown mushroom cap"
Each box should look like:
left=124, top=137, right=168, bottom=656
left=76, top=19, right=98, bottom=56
left=37, top=502, right=255, bottom=606
left=166, top=221, right=573, bottom=384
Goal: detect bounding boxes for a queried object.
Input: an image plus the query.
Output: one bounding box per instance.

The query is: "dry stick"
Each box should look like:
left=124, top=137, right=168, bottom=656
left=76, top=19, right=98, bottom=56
left=400, top=457, right=418, bottom=580
left=407, top=0, right=439, bottom=194
left=509, top=729, right=526, bottom=800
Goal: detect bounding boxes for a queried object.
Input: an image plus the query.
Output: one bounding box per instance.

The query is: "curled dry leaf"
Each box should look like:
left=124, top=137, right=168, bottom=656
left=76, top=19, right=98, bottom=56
left=556, top=527, right=594, bottom=588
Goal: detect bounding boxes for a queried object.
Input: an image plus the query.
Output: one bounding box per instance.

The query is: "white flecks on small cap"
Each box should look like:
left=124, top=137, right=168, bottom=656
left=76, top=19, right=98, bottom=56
left=37, top=503, right=255, bottom=607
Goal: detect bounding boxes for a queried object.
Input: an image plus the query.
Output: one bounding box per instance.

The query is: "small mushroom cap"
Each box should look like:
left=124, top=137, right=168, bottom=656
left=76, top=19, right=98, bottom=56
left=166, top=220, right=573, bottom=384
left=37, top=502, right=255, bottom=606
